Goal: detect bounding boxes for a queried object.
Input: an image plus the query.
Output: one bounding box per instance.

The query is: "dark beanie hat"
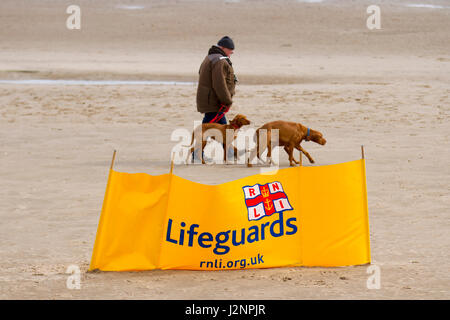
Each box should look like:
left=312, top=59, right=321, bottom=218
left=217, top=36, right=235, bottom=50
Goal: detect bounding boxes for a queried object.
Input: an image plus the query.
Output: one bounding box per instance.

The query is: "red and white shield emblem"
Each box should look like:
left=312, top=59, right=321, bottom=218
left=243, top=181, right=293, bottom=221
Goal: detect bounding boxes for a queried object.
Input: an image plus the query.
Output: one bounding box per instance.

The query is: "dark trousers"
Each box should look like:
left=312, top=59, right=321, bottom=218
left=192, top=112, right=228, bottom=161
left=202, top=112, right=227, bottom=124
left=203, top=111, right=227, bottom=150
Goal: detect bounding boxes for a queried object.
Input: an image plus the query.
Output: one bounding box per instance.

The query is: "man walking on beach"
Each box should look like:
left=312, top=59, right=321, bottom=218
left=196, top=36, right=237, bottom=124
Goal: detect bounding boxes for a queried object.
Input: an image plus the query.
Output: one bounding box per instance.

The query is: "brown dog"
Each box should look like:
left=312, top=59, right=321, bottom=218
left=186, top=114, right=251, bottom=164
left=248, top=120, right=326, bottom=167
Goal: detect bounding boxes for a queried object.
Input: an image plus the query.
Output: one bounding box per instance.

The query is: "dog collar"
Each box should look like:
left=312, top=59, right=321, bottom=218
left=231, top=123, right=239, bottom=130
left=306, top=128, right=310, bottom=141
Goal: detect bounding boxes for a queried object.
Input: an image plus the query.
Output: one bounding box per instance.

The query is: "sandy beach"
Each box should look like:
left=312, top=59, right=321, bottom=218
left=0, top=0, right=449, bottom=299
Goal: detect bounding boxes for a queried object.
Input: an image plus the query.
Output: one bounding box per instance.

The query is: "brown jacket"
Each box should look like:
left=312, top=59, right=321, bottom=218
left=196, top=45, right=236, bottom=113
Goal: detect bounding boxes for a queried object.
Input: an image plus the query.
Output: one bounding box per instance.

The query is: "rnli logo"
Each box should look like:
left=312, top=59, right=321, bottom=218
left=242, top=181, right=293, bottom=221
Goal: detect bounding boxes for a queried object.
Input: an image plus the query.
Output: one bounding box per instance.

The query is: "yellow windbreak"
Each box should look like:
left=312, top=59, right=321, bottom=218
left=89, top=159, right=370, bottom=271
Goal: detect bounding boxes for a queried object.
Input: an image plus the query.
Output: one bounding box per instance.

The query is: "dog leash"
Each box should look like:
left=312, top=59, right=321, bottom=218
left=208, top=104, right=230, bottom=123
